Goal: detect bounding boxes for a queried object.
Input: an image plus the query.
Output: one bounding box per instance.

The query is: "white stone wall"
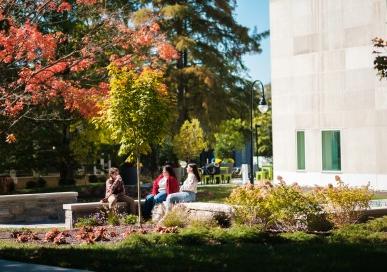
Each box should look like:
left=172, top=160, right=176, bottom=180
left=270, top=0, right=387, bottom=189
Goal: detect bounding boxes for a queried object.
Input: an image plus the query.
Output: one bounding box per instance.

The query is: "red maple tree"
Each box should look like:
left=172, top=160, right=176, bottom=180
left=0, top=0, right=178, bottom=135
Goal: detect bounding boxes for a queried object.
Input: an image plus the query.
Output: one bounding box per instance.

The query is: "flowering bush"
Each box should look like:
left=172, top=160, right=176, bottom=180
left=312, top=176, right=373, bottom=227
left=227, top=177, right=372, bottom=231
left=226, top=183, right=272, bottom=228
left=265, top=183, right=322, bottom=231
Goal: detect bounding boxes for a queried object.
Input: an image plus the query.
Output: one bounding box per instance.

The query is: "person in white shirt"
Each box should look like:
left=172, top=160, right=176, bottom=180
left=165, top=163, right=200, bottom=211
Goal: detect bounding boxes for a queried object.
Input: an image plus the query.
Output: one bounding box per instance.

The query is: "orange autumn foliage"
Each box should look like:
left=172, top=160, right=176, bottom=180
left=0, top=0, right=177, bottom=122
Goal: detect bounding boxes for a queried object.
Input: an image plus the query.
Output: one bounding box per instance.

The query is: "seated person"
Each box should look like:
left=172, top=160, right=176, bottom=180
left=164, top=163, right=200, bottom=211
left=204, top=162, right=220, bottom=175
left=143, top=165, right=179, bottom=218
left=101, top=167, right=136, bottom=214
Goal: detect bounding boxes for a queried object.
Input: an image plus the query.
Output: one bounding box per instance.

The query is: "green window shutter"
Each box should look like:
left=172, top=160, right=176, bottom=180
left=297, top=131, right=305, bottom=170
left=322, top=131, right=341, bottom=171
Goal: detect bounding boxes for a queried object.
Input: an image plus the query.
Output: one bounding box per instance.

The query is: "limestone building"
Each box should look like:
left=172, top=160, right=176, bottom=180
left=270, top=0, right=387, bottom=189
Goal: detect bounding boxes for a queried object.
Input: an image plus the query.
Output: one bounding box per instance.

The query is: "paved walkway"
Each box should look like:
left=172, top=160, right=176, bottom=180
left=0, top=259, right=90, bottom=272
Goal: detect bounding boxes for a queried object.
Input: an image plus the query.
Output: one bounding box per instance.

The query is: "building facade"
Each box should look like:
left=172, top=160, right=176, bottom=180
left=270, top=0, right=387, bottom=190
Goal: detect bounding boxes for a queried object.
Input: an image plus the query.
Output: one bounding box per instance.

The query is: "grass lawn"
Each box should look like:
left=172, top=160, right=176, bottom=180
left=373, top=192, right=387, bottom=200
left=0, top=217, right=386, bottom=272
left=197, top=184, right=236, bottom=203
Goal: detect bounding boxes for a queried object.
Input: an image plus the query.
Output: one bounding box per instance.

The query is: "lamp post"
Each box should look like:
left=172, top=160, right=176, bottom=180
left=255, top=124, right=260, bottom=156
left=249, top=80, right=268, bottom=184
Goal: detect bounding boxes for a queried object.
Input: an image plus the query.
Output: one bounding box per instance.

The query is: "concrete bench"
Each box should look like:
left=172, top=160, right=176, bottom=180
left=152, top=202, right=235, bottom=223
left=63, top=200, right=145, bottom=229
left=0, top=192, right=78, bottom=224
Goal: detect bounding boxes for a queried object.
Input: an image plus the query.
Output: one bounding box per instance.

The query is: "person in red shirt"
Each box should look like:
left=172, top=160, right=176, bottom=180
left=143, top=165, right=179, bottom=219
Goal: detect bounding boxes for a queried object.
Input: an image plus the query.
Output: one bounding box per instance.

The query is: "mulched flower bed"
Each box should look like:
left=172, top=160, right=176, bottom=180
left=0, top=225, right=178, bottom=245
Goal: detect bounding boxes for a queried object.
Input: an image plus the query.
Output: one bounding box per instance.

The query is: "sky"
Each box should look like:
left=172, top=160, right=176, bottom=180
left=235, top=0, right=271, bottom=84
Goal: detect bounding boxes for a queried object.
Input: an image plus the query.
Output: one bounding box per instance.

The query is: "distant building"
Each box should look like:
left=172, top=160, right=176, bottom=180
left=270, top=0, right=387, bottom=190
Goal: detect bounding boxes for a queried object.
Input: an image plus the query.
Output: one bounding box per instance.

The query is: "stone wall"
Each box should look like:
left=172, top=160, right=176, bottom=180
left=0, top=192, right=78, bottom=224
left=13, top=175, right=96, bottom=189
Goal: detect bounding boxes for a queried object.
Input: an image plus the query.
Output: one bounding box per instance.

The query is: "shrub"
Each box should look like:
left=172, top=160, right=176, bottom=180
left=88, top=175, right=98, bottom=183
left=75, top=216, right=100, bottom=228
left=306, top=212, right=334, bottom=232
left=26, top=178, right=46, bottom=189
left=97, top=176, right=106, bottom=183
left=36, top=177, right=46, bottom=187
left=227, top=182, right=330, bottom=231
left=26, top=180, right=38, bottom=189
left=313, top=176, right=373, bottom=227
left=59, top=178, right=76, bottom=186
left=188, top=218, right=218, bottom=229
left=161, top=206, right=188, bottom=228
left=226, top=184, right=271, bottom=228
left=331, top=216, right=387, bottom=243
left=265, top=184, right=322, bottom=231
left=122, top=214, right=137, bottom=225
left=107, top=210, right=120, bottom=226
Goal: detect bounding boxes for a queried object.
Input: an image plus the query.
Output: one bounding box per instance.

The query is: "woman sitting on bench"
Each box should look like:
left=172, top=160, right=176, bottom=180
left=143, top=165, right=180, bottom=218
left=164, top=163, right=200, bottom=211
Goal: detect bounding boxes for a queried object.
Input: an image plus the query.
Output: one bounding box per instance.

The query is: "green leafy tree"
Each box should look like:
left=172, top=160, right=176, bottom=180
left=69, top=121, right=114, bottom=166
left=173, top=119, right=208, bottom=162
left=254, top=108, right=272, bottom=157
left=138, top=1, right=269, bottom=131
left=214, top=118, right=247, bottom=159
left=253, top=84, right=272, bottom=157
left=100, top=64, right=172, bottom=222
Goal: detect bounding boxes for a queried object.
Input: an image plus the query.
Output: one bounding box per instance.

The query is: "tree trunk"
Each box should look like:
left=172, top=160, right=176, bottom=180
left=175, top=19, right=189, bottom=130
left=176, top=50, right=188, bottom=130
left=136, top=154, right=142, bottom=226
left=59, top=123, right=75, bottom=183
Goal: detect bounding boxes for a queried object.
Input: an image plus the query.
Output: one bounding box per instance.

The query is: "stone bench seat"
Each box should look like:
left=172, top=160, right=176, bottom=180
left=152, top=201, right=235, bottom=223
left=64, top=200, right=145, bottom=229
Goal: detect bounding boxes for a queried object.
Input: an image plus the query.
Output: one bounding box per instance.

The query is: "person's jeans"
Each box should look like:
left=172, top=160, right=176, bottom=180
left=143, top=192, right=167, bottom=218
left=165, top=191, right=196, bottom=211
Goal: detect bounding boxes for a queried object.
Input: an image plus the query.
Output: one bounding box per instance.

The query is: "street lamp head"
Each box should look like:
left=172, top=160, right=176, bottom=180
left=258, top=96, right=268, bottom=113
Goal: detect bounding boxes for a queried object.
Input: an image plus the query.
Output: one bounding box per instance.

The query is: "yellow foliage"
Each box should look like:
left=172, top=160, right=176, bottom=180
left=173, top=119, right=208, bottom=161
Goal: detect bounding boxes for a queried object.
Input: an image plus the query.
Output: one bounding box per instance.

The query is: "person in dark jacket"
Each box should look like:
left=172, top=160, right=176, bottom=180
left=143, top=165, right=179, bottom=219
left=100, top=167, right=136, bottom=214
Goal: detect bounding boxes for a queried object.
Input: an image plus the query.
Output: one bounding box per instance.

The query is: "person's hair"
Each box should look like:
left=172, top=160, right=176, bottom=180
left=109, top=167, right=119, bottom=176
left=163, top=165, right=176, bottom=178
left=188, top=163, right=200, bottom=182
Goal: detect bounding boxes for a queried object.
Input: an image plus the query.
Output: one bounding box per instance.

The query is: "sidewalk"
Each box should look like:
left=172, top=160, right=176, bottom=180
left=0, top=259, right=90, bottom=272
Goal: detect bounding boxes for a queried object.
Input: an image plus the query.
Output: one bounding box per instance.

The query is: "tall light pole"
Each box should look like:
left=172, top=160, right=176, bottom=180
left=249, top=80, right=268, bottom=184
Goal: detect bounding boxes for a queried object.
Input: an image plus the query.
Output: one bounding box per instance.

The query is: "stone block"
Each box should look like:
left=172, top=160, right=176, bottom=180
left=25, top=216, right=49, bottom=223
left=0, top=209, right=10, bottom=217
left=63, top=201, right=143, bottom=229
left=9, top=205, right=24, bottom=215
left=293, top=34, right=318, bottom=55
left=345, top=46, right=374, bottom=70
left=152, top=202, right=234, bottom=224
